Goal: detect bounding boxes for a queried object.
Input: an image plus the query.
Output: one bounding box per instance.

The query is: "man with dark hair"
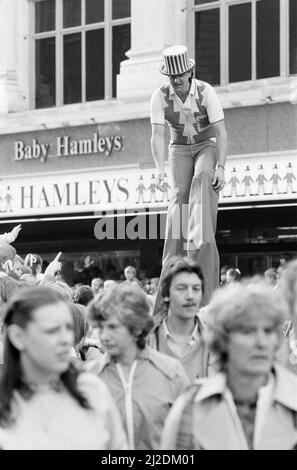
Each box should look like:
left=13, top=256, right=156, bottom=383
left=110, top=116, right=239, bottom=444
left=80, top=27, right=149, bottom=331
left=147, top=256, right=211, bottom=381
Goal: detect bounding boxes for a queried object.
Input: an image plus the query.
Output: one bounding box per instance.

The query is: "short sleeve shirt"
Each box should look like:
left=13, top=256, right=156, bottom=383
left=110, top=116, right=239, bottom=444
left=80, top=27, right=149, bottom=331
left=150, top=79, right=224, bottom=145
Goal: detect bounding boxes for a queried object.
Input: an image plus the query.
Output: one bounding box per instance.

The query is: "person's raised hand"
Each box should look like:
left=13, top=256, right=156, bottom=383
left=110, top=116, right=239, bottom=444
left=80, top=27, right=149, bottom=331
left=8, top=224, right=22, bottom=243
left=44, top=251, right=62, bottom=276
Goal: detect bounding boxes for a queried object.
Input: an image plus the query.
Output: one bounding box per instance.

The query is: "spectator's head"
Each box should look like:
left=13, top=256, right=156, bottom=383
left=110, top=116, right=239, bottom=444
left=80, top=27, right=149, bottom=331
left=279, top=255, right=289, bottom=268
left=204, top=282, right=288, bottom=373
left=91, top=277, right=104, bottom=294
left=24, top=254, right=43, bottom=276
left=264, top=268, right=277, bottom=287
left=72, top=285, right=94, bottom=306
left=19, top=265, right=32, bottom=276
left=3, top=286, right=74, bottom=386
left=226, top=268, right=241, bottom=284
left=0, top=287, right=90, bottom=422
left=103, top=280, right=117, bottom=290
left=142, top=279, right=154, bottom=295
left=124, top=266, right=136, bottom=282
left=88, top=284, right=153, bottom=354
left=220, top=265, right=230, bottom=285
left=277, top=265, right=285, bottom=281
left=0, top=275, right=19, bottom=304
left=161, top=256, right=205, bottom=318
left=0, top=244, right=16, bottom=272
left=53, top=281, right=72, bottom=302
left=13, top=255, right=25, bottom=277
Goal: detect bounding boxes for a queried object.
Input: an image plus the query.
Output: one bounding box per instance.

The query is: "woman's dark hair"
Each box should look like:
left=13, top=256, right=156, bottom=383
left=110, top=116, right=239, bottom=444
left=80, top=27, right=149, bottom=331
left=88, top=284, right=154, bottom=350
left=69, top=303, right=88, bottom=347
left=160, top=256, right=205, bottom=307
left=0, top=286, right=90, bottom=427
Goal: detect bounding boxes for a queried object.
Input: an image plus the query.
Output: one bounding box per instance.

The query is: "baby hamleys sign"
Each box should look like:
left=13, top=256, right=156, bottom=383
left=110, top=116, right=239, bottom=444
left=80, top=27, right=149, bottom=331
left=13, top=132, right=123, bottom=163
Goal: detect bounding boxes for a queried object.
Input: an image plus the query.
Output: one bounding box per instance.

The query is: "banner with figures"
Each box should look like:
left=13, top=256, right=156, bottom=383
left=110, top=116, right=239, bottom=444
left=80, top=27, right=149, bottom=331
left=0, top=150, right=296, bottom=218
left=221, top=150, right=297, bottom=203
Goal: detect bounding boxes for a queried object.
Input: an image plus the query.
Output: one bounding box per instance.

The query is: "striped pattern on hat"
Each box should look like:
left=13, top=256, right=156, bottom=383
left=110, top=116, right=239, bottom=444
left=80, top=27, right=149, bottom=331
left=160, top=45, right=195, bottom=76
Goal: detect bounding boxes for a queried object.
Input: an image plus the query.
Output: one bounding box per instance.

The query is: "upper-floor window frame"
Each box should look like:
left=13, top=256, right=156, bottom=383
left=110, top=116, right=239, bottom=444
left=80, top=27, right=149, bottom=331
left=187, top=0, right=291, bottom=87
left=29, top=0, right=131, bottom=109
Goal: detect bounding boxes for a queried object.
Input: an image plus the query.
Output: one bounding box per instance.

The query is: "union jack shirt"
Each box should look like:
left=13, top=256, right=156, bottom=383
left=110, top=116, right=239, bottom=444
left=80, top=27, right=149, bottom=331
left=150, top=79, right=224, bottom=145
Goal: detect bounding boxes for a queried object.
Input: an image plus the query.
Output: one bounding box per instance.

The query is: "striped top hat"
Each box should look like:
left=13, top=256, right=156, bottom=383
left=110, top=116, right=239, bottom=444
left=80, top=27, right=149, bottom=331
left=160, top=45, right=195, bottom=76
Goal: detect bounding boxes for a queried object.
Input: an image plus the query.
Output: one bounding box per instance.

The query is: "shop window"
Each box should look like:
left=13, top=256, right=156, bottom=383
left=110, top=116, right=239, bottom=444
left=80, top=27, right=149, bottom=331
left=33, top=0, right=131, bottom=109
left=193, top=0, right=296, bottom=86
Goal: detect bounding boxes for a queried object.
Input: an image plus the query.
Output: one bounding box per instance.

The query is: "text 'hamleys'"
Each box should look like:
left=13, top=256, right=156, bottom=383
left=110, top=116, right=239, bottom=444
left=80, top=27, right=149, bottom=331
left=14, top=133, right=123, bottom=163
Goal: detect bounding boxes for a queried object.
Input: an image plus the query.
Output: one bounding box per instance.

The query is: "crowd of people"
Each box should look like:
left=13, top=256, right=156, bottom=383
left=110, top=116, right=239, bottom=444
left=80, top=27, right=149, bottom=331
left=0, top=224, right=297, bottom=450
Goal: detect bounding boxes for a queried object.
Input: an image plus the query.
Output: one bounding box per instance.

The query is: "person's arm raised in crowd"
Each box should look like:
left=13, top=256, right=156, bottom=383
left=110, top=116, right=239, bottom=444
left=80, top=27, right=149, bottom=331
left=40, top=251, right=62, bottom=284
left=0, top=224, right=22, bottom=244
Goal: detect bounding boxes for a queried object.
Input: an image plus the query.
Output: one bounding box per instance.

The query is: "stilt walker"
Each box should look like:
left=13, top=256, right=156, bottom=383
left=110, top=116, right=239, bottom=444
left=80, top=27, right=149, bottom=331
left=150, top=46, right=228, bottom=314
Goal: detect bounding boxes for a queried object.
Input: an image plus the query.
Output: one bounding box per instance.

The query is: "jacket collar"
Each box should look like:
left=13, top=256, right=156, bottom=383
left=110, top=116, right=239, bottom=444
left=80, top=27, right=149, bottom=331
left=98, top=346, right=178, bottom=380
left=194, top=363, right=297, bottom=411
left=273, top=363, right=297, bottom=411
left=153, top=309, right=204, bottom=333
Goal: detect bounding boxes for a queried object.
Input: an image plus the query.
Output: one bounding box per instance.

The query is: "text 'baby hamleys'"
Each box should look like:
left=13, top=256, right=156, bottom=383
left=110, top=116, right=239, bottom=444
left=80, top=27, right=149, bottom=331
left=14, top=133, right=123, bottom=163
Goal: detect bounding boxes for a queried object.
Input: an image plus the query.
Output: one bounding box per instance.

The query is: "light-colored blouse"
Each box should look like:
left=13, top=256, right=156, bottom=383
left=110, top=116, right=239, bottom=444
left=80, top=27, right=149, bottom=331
left=0, top=372, right=127, bottom=450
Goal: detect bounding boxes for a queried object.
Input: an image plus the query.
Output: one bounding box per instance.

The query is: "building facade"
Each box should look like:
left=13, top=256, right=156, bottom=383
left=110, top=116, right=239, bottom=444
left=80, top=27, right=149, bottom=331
left=0, top=0, right=296, bottom=284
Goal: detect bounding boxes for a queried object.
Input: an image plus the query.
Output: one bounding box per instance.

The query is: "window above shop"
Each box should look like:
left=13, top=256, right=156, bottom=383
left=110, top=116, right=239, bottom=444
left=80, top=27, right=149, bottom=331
left=188, top=0, right=297, bottom=107
left=192, top=0, right=296, bottom=85
left=32, top=0, right=131, bottom=109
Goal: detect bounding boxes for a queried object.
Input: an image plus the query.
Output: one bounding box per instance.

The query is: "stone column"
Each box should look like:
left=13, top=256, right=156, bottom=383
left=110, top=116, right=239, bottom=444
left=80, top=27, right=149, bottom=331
left=117, top=0, right=187, bottom=100
left=0, top=0, right=29, bottom=113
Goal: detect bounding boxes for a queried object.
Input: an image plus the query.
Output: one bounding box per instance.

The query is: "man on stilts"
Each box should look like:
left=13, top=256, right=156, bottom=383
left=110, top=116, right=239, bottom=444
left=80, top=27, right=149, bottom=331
left=150, top=45, right=228, bottom=314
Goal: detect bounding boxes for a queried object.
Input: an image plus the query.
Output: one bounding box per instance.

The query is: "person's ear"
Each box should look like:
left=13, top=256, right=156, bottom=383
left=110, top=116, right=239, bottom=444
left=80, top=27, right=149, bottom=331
left=164, top=296, right=170, bottom=303
left=6, top=324, right=27, bottom=351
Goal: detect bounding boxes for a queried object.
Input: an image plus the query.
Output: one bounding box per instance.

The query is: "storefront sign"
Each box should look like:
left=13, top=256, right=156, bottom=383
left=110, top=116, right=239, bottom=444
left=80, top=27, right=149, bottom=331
left=13, top=133, right=123, bottom=163
left=0, top=152, right=296, bottom=218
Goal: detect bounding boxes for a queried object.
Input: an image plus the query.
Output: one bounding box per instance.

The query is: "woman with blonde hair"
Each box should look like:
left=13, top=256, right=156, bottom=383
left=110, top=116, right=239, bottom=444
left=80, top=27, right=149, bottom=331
left=162, top=281, right=297, bottom=450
